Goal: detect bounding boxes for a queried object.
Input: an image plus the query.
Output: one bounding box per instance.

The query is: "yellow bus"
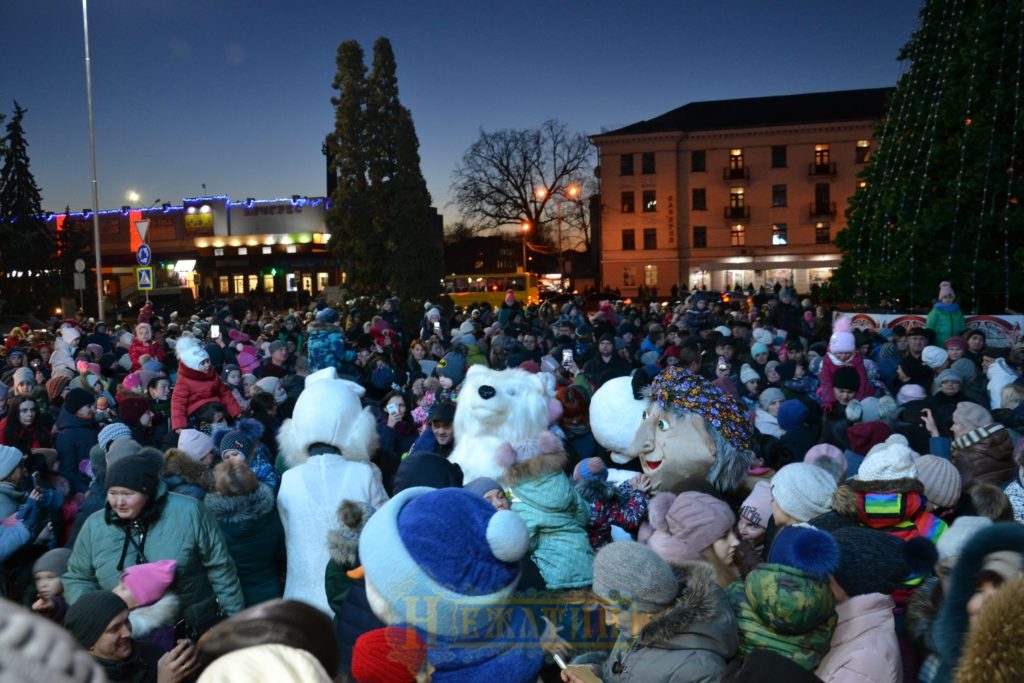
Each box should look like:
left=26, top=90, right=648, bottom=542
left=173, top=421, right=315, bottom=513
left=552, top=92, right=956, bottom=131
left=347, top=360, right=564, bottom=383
left=442, top=273, right=539, bottom=307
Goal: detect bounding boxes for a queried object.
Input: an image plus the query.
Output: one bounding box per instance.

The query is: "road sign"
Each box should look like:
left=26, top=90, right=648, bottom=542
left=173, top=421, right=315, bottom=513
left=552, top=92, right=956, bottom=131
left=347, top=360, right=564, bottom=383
left=136, top=266, right=154, bottom=291
left=135, top=219, right=150, bottom=242
left=74, top=258, right=86, bottom=273
left=73, top=273, right=86, bottom=290
left=136, top=243, right=152, bottom=266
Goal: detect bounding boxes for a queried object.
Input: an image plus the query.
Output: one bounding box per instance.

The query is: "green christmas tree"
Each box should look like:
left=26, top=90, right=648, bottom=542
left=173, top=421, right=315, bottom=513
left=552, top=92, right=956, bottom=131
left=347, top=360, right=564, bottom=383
left=834, top=0, right=1024, bottom=312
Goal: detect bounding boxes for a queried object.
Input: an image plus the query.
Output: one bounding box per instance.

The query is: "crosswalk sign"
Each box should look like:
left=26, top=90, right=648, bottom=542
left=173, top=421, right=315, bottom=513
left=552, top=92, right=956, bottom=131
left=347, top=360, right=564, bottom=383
left=136, top=266, right=154, bottom=291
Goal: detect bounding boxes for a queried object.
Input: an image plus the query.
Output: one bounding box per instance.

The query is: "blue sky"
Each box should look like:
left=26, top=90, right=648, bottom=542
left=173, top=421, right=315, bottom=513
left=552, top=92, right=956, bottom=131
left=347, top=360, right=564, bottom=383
left=1, top=1, right=921, bottom=221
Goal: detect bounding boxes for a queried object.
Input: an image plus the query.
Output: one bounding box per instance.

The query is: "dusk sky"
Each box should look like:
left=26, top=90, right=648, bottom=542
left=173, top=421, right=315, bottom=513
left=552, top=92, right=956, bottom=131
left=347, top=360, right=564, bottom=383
left=2, top=1, right=922, bottom=223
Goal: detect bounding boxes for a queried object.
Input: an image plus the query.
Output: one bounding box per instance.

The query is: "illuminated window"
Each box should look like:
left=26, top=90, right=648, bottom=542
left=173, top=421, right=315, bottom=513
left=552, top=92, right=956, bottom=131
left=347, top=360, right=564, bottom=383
left=237, top=247, right=248, bottom=255
left=218, top=276, right=228, bottom=293
left=317, top=272, right=329, bottom=291
left=642, top=190, right=657, bottom=212
left=729, top=148, right=744, bottom=170
left=855, top=140, right=871, bottom=164
left=730, top=187, right=745, bottom=209
left=214, top=248, right=224, bottom=256
left=621, top=191, right=635, bottom=213
left=247, top=275, right=258, bottom=293
left=232, top=275, right=244, bottom=293
left=286, top=274, right=298, bottom=292
left=815, top=144, right=830, bottom=166
left=816, top=221, right=831, bottom=244
left=263, top=274, right=275, bottom=292
left=644, top=264, right=658, bottom=287
left=772, top=223, right=788, bottom=246
left=622, top=266, right=637, bottom=287
left=731, top=224, right=746, bottom=247
left=262, top=246, right=272, bottom=255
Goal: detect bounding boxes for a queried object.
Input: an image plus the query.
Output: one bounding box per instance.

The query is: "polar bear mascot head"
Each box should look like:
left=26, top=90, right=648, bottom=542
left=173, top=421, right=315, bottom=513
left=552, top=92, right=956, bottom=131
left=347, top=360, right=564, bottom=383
left=449, top=366, right=555, bottom=482
left=277, top=367, right=378, bottom=468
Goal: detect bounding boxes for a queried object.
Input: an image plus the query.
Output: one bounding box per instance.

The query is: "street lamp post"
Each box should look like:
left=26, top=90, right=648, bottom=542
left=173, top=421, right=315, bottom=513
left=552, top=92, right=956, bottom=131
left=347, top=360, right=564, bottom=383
left=81, top=0, right=104, bottom=320
left=520, top=221, right=530, bottom=273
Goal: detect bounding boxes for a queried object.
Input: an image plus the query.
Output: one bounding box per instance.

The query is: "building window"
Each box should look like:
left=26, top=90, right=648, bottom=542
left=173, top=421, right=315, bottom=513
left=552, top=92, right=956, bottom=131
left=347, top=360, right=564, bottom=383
left=729, top=187, right=745, bottom=209
left=772, top=184, right=787, bottom=207
left=621, top=191, right=635, bottom=213
left=237, top=247, right=248, bottom=256
left=620, top=154, right=634, bottom=176
left=641, top=152, right=656, bottom=174
left=644, top=264, right=658, bottom=287
left=692, top=188, right=707, bottom=210
left=623, top=266, right=637, bottom=287
left=317, top=272, right=329, bottom=291
left=693, top=226, right=707, bottom=248
left=218, top=276, right=228, bottom=293
left=691, top=150, right=706, bottom=173
left=855, top=140, right=870, bottom=164
left=815, top=143, right=830, bottom=167
left=643, top=228, right=657, bottom=250
left=642, top=190, right=657, bottom=212
left=233, top=275, right=245, bottom=293
left=622, top=229, right=636, bottom=251
left=771, top=145, right=787, bottom=168
left=262, top=274, right=275, bottom=292
left=247, top=275, right=258, bottom=293
left=729, top=148, right=744, bottom=171
left=816, top=221, right=831, bottom=244
left=772, top=223, right=788, bottom=246
left=731, top=224, right=746, bottom=247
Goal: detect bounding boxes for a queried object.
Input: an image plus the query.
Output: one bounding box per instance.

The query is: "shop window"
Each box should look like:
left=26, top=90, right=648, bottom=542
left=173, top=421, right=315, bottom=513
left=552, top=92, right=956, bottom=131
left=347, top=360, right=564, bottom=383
left=232, top=275, right=244, bottom=294
left=286, top=274, right=298, bottom=292
left=247, top=275, right=258, bottom=293
left=218, top=276, right=228, bottom=294
left=317, top=272, right=329, bottom=291
left=263, top=274, right=275, bottom=293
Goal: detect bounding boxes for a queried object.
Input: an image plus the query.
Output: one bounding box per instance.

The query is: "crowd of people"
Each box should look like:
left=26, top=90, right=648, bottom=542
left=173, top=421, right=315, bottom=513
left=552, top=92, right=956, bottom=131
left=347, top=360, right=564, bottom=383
left=0, top=279, right=1021, bottom=682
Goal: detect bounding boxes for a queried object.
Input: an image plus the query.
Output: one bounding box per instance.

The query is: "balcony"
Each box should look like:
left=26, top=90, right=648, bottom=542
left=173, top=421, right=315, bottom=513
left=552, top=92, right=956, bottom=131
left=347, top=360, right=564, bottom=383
left=808, top=201, right=837, bottom=217
left=808, top=162, right=837, bottom=177
left=722, top=166, right=749, bottom=181
left=723, top=206, right=750, bottom=220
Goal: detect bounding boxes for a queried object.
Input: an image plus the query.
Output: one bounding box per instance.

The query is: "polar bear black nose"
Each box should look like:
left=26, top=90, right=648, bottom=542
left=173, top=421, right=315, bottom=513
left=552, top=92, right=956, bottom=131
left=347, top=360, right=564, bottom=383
left=478, top=385, right=496, bottom=399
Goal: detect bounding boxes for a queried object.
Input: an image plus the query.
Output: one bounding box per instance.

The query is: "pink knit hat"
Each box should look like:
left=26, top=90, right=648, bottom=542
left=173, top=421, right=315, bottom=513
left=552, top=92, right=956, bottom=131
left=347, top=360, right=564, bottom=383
left=739, top=481, right=773, bottom=530
left=829, top=316, right=856, bottom=354
left=177, top=429, right=214, bottom=462
left=120, top=559, right=177, bottom=607
left=804, top=444, right=849, bottom=483
left=939, top=281, right=955, bottom=300
left=645, top=492, right=735, bottom=565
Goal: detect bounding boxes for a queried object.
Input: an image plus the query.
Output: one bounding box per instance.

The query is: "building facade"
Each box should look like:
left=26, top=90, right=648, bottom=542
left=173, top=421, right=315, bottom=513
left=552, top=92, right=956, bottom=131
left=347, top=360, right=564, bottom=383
left=591, top=88, right=890, bottom=297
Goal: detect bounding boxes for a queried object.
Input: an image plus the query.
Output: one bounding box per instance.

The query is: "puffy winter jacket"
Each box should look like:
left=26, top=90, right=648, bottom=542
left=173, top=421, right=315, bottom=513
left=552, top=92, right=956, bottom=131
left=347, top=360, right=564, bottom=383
left=170, top=364, right=242, bottom=431
left=54, top=407, right=99, bottom=495
left=815, top=593, right=901, bottom=683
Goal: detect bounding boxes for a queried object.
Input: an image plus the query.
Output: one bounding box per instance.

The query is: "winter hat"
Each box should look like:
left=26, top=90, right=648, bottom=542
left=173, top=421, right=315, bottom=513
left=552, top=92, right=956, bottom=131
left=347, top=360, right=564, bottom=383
left=117, top=395, right=151, bottom=426
left=435, top=348, right=468, bottom=386
left=572, top=456, right=608, bottom=482
left=268, top=340, right=288, bottom=355
left=0, top=445, right=23, bottom=480
left=847, top=421, right=893, bottom=456
left=12, top=366, right=33, bottom=386
left=351, top=627, right=427, bottom=683
left=178, top=429, right=214, bottom=462
left=855, top=440, right=917, bottom=482
left=428, top=401, right=456, bottom=424
left=914, top=455, right=962, bottom=508
left=315, top=308, right=339, bottom=324
left=829, top=317, right=856, bottom=354
left=752, top=328, right=773, bottom=346
left=945, top=336, right=968, bottom=352
left=32, top=547, right=72, bottom=577
left=739, top=481, right=773, bottom=530
left=122, top=372, right=142, bottom=391
left=952, top=402, right=993, bottom=431
left=119, top=559, right=177, bottom=608
left=936, top=516, right=992, bottom=560
left=176, top=336, right=209, bottom=371
left=105, top=439, right=142, bottom=468
left=770, top=463, right=838, bottom=522
left=359, top=487, right=530, bottom=639
left=938, top=281, right=955, bottom=300
left=845, top=396, right=881, bottom=424
left=197, top=644, right=332, bottom=683
left=832, top=365, right=861, bottom=392
left=758, top=388, right=785, bottom=411
left=141, top=358, right=164, bottom=373
left=60, top=326, right=81, bottom=345
left=776, top=399, right=809, bottom=432
left=137, top=370, right=163, bottom=391
left=805, top=444, right=848, bottom=483
left=936, top=369, right=962, bottom=386
left=740, top=364, right=759, bottom=384
left=767, top=525, right=840, bottom=580
left=463, top=477, right=504, bottom=500
left=63, top=388, right=94, bottom=415
left=751, top=342, right=769, bottom=357
left=64, top=591, right=128, bottom=649
left=106, top=453, right=160, bottom=497
left=897, top=383, right=928, bottom=405
left=592, top=541, right=680, bottom=613
left=922, top=346, right=948, bottom=369
left=646, top=491, right=736, bottom=565
left=831, top=527, right=936, bottom=596
left=714, top=325, right=732, bottom=338
left=0, top=600, right=107, bottom=683
left=218, top=430, right=257, bottom=460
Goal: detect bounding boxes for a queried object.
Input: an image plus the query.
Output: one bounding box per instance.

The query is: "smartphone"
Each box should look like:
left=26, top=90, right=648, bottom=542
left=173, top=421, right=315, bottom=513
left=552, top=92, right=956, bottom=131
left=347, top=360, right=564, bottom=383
left=210, top=324, right=221, bottom=338
left=32, top=471, right=42, bottom=489
left=562, top=349, right=574, bottom=367
left=385, top=403, right=399, bottom=415
left=173, top=619, right=193, bottom=642
left=433, top=321, right=442, bottom=335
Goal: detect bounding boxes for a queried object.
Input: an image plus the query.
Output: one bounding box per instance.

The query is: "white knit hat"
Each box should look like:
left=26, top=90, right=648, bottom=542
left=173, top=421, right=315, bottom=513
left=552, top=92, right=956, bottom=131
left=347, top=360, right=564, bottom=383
left=936, top=516, right=992, bottom=560
left=752, top=328, right=772, bottom=346
left=60, top=326, right=81, bottom=344
left=855, top=440, right=918, bottom=482
left=175, top=336, right=209, bottom=372
left=740, top=363, right=759, bottom=384
left=922, top=346, right=949, bottom=369
left=770, top=463, right=837, bottom=522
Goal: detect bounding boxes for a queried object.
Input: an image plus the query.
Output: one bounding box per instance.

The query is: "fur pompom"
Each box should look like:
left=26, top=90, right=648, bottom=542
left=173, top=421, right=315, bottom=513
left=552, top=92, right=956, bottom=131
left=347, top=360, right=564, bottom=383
left=495, top=443, right=517, bottom=469
left=547, top=398, right=564, bottom=425
left=647, top=492, right=677, bottom=531
left=904, top=536, right=939, bottom=576
left=769, top=524, right=839, bottom=580
left=833, top=316, right=852, bottom=335
left=537, top=430, right=561, bottom=453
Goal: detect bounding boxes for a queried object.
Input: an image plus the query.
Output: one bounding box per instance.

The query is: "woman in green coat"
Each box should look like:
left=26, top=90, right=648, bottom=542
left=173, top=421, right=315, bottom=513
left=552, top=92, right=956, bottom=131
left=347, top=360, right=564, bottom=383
left=64, top=451, right=245, bottom=634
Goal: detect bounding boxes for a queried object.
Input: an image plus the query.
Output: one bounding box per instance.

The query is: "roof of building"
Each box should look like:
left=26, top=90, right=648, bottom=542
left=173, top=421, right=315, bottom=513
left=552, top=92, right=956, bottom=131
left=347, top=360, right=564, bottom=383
left=595, top=87, right=893, bottom=137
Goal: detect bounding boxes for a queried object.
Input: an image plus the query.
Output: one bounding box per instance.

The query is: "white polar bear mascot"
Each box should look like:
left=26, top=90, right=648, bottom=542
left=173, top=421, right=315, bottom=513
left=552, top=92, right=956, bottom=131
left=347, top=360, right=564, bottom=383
left=276, top=367, right=389, bottom=614
left=449, top=366, right=557, bottom=482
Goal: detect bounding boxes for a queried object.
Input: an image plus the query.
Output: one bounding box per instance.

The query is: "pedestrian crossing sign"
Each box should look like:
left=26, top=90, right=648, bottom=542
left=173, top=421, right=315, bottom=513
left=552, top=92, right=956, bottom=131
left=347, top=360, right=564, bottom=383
left=136, top=266, right=154, bottom=291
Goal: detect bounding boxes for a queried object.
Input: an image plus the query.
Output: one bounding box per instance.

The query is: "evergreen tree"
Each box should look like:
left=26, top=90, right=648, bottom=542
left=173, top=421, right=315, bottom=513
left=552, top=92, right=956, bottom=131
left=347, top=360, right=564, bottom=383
left=0, top=102, right=52, bottom=308
left=834, top=0, right=1024, bottom=312
left=326, top=38, right=440, bottom=302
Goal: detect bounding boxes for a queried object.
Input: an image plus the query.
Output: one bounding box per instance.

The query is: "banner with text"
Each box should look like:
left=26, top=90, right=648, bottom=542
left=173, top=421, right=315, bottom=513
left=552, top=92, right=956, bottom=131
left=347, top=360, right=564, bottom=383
left=838, top=312, right=1023, bottom=348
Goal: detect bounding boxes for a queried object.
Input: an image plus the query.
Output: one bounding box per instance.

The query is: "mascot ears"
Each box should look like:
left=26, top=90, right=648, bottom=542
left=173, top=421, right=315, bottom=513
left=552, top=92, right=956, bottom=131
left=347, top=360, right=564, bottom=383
left=495, top=431, right=562, bottom=469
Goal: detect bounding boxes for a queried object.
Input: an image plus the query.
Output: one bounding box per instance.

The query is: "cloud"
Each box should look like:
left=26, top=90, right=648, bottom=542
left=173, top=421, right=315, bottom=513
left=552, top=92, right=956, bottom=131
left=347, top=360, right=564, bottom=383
left=224, top=43, right=246, bottom=65
left=168, top=37, right=191, bottom=60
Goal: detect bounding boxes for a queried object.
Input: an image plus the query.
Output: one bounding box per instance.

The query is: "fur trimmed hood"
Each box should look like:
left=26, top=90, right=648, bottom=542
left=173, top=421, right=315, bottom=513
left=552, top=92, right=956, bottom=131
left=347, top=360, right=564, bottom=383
left=162, top=448, right=214, bottom=491
left=575, top=478, right=619, bottom=503
left=500, top=451, right=567, bottom=487
left=327, top=499, right=375, bottom=568
left=203, top=483, right=275, bottom=525
left=128, top=593, right=180, bottom=638
left=832, top=478, right=925, bottom=517
left=955, top=577, right=1024, bottom=683
left=639, top=561, right=718, bottom=646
